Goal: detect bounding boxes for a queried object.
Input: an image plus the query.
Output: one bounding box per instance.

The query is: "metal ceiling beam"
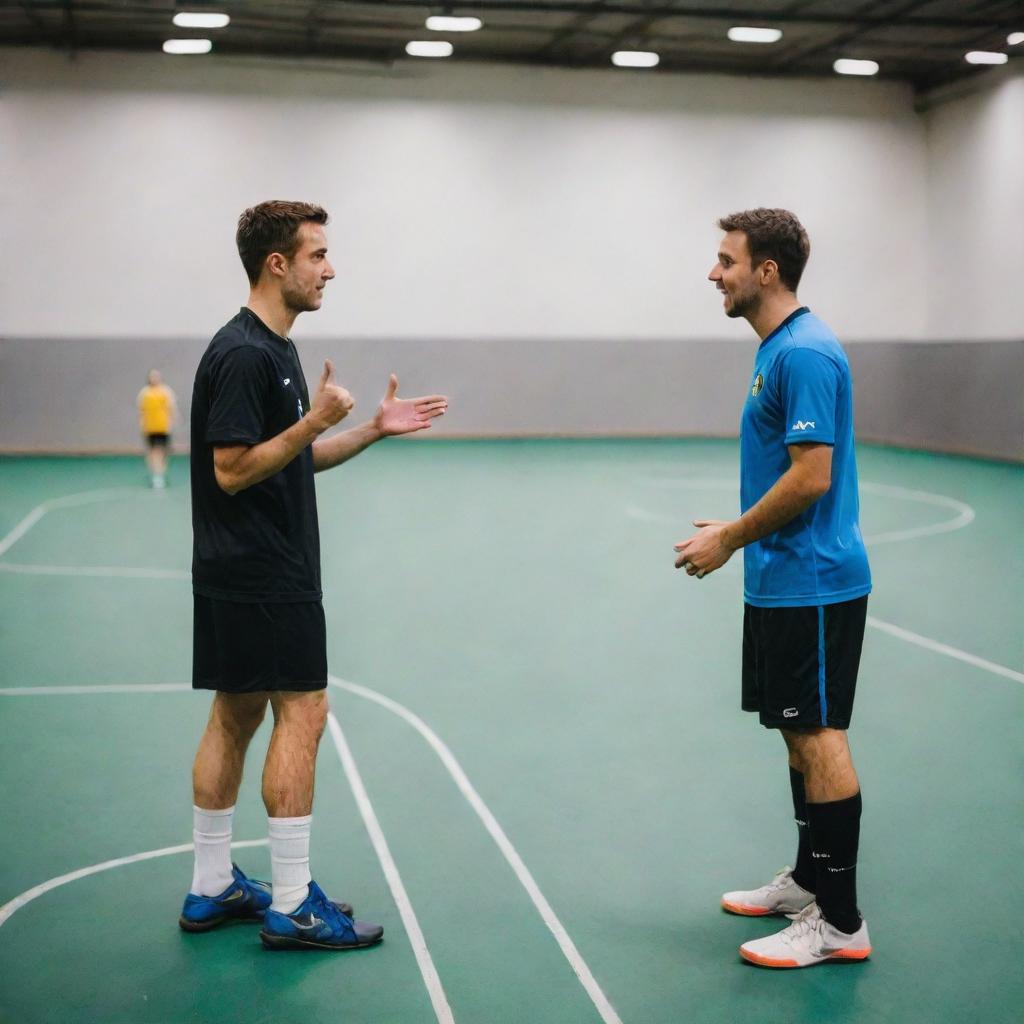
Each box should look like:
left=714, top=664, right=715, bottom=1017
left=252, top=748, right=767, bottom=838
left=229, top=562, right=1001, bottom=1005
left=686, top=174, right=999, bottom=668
left=15, top=0, right=1016, bottom=33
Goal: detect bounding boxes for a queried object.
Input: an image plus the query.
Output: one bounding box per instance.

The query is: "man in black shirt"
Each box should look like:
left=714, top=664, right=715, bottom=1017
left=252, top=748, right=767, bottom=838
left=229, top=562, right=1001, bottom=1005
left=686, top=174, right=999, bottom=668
left=179, top=201, right=448, bottom=951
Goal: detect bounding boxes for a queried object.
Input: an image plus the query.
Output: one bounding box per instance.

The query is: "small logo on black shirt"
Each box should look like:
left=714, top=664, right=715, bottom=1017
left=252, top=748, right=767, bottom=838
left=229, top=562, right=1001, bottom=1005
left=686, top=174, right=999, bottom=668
left=283, top=378, right=291, bottom=385
left=751, top=373, right=764, bottom=397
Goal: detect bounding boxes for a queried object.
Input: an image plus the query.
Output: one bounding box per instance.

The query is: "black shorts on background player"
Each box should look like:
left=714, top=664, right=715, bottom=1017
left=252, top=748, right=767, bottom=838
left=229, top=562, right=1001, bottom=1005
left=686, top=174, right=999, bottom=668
left=742, top=596, right=868, bottom=729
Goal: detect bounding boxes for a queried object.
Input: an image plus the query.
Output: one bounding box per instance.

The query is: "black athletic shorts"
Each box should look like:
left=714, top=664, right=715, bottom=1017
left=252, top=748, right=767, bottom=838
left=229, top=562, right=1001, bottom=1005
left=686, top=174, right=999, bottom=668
left=145, top=433, right=170, bottom=448
left=742, top=595, right=867, bottom=730
left=192, top=595, right=327, bottom=693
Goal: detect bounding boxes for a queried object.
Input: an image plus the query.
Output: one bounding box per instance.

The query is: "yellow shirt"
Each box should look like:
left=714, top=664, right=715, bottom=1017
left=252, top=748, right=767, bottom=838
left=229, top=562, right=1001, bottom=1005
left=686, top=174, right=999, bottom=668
left=138, top=385, right=175, bottom=435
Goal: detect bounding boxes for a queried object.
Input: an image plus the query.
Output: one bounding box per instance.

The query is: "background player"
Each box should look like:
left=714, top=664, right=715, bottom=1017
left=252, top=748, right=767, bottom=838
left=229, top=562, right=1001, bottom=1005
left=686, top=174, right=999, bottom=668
left=180, top=200, right=448, bottom=951
left=673, top=208, right=873, bottom=969
left=137, top=369, right=177, bottom=487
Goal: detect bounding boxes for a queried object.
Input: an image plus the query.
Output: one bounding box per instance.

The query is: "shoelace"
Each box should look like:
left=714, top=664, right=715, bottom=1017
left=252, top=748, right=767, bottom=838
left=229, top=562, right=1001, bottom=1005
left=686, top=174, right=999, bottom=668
left=782, top=904, right=824, bottom=944
left=764, top=866, right=795, bottom=892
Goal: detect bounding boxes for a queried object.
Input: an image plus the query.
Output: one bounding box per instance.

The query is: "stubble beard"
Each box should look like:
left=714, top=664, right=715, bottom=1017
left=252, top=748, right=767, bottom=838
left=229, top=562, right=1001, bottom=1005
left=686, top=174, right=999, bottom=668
left=725, top=286, right=761, bottom=321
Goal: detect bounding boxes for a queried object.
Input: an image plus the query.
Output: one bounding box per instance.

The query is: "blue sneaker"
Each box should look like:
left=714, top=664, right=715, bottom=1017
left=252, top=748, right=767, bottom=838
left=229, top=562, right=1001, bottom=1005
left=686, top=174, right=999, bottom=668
left=179, top=863, right=272, bottom=932
left=260, top=881, right=384, bottom=951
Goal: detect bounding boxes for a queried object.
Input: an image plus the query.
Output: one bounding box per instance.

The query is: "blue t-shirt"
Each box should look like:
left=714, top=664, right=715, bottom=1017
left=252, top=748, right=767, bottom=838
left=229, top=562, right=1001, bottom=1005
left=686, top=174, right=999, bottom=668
left=739, top=307, right=871, bottom=608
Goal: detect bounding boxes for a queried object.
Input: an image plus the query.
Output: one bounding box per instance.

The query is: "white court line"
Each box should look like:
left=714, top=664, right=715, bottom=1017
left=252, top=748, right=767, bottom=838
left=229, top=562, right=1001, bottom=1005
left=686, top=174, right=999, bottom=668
left=330, top=676, right=625, bottom=1024
left=866, top=616, right=1024, bottom=685
left=0, top=563, right=190, bottom=580
left=0, top=684, right=191, bottom=696
left=326, top=712, right=455, bottom=1024
left=631, top=477, right=977, bottom=547
left=0, top=488, right=135, bottom=558
left=0, top=839, right=268, bottom=930
left=0, top=685, right=452, bottom=1024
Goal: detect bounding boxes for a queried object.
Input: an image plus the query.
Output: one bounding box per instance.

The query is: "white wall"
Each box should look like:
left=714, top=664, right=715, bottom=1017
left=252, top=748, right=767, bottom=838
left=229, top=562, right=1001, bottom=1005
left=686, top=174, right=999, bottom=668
left=1, top=48, right=930, bottom=342
left=924, top=68, right=1024, bottom=341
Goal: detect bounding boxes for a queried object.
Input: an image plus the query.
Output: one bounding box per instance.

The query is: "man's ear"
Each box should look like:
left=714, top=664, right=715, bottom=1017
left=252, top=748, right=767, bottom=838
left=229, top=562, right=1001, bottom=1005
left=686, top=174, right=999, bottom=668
left=265, top=252, right=287, bottom=279
left=759, top=259, right=779, bottom=285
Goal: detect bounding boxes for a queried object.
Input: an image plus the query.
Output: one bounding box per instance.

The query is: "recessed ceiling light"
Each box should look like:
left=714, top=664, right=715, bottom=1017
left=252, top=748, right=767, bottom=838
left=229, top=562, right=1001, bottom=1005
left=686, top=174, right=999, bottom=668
left=611, top=50, right=659, bottom=68
left=172, top=12, right=229, bottom=29
left=163, top=39, right=213, bottom=55
left=1008, top=32, right=1024, bottom=46
left=425, top=16, right=482, bottom=32
left=964, top=50, right=1008, bottom=65
left=833, top=58, right=879, bottom=76
left=406, top=40, right=454, bottom=58
left=727, top=27, right=783, bottom=44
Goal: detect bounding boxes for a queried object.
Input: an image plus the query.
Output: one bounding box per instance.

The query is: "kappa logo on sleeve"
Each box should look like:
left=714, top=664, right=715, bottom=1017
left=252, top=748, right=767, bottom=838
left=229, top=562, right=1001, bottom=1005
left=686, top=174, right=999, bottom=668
left=791, top=420, right=816, bottom=431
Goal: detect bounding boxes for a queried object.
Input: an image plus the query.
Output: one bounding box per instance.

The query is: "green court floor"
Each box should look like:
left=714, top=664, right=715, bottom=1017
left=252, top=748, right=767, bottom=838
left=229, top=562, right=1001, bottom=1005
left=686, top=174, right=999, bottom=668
left=1, top=440, right=1022, bottom=1024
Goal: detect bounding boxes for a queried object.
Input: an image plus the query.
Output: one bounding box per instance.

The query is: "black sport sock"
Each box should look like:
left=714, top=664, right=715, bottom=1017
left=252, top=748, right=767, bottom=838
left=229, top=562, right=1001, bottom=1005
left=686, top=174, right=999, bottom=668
left=806, top=791, right=863, bottom=935
left=789, top=767, right=815, bottom=893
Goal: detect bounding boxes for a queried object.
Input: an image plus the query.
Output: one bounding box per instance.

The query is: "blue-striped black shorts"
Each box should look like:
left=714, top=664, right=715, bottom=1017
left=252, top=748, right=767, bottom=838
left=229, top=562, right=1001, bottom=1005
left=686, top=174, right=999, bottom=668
left=741, top=596, right=867, bottom=729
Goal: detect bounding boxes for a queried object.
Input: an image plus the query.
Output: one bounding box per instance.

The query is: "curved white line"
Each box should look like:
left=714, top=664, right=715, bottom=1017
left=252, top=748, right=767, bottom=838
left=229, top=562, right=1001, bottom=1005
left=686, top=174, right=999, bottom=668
left=631, top=477, right=976, bottom=546
left=858, top=482, right=975, bottom=544
left=0, top=839, right=268, bottom=929
left=326, top=712, right=454, bottom=1024
left=329, top=676, right=624, bottom=1024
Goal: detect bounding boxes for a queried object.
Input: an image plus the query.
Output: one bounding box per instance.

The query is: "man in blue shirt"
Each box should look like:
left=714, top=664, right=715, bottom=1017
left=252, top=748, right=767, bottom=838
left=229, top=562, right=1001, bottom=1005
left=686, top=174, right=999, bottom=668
left=674, top=208, right=872, bottom=968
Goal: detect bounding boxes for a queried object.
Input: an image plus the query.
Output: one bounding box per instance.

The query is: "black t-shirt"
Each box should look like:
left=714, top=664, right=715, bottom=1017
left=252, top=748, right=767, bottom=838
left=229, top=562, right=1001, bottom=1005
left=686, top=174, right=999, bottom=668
left=190, top=308, right=321, bottom=603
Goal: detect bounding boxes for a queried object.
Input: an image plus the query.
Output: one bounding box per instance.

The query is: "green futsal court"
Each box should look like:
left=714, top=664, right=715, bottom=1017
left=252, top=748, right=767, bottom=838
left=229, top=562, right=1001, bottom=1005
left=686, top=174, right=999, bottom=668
left=1, top=439, right=1022, bottom=1024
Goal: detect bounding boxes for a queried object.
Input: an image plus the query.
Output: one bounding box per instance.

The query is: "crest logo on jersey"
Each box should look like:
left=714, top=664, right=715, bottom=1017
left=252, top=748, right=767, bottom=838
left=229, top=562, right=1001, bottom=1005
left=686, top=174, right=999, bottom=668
left=751, top=373, right=763, bottom=397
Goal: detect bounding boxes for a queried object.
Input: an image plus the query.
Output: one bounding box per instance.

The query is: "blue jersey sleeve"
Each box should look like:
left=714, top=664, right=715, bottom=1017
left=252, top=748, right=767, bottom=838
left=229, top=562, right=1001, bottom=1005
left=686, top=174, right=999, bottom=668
left=777, top=347, right=840, bottom=446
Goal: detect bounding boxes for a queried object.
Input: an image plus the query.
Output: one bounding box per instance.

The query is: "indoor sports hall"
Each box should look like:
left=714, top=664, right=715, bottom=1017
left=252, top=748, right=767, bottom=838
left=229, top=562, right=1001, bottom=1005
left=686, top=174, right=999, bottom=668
left=1, top=5, right=1022, bottom=1024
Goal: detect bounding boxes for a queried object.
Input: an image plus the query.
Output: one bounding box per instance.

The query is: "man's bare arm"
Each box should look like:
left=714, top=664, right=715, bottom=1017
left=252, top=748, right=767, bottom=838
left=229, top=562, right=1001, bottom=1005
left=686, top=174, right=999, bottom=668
left=312, top=373, right=448, bottom=473
left=214, top=360, right=353, bottom=495
left=311, top=421, right=383, bottom=473
left=722, top=443, right=831, bottom=550
left=674, top=444, right=832, bottom=576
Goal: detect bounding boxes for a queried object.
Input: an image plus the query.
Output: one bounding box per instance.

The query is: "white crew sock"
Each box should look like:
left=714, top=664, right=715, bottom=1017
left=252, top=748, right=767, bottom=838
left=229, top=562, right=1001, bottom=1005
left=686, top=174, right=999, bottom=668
left=269, top=815, right=313, bottom=914
left=190, top=805, right=235, bottom=896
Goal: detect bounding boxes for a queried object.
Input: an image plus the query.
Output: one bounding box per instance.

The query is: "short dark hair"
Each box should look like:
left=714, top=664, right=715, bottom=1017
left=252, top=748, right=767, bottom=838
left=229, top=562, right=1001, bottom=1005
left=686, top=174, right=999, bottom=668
left=236, top=201, right=329, bottom=285
left=716, top=208, right=810, bottom=291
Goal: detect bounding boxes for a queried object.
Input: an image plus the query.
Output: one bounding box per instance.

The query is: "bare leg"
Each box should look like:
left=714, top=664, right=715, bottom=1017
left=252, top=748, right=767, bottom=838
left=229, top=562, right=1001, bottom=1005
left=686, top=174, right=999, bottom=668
left=192, top=691, right=269, bottom=809
left=782, top=727, right=859, bottom=802
left=262, top=690, right=328, bottom=818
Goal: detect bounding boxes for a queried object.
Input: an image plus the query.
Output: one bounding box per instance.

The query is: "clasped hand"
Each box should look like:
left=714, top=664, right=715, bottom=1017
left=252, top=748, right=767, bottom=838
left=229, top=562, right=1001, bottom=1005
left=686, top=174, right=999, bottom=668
left=673, top=520, right=736, bottom=579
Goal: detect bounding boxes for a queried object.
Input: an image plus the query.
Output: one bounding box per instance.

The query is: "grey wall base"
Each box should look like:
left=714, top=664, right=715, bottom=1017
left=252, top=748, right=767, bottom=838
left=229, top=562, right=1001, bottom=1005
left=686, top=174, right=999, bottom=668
left=1, top=337, right=1021, bottom=461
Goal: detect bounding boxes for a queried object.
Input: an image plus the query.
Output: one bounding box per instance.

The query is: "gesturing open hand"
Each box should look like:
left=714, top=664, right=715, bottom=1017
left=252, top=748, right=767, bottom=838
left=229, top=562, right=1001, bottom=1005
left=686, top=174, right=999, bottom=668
left=374, top=374, right=448, bottom=437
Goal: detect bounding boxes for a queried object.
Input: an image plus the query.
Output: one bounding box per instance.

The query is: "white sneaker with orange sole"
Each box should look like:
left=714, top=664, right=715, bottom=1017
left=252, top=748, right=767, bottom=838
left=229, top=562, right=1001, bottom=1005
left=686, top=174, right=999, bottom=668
left=721, top=866, right=815, bottom=917
left=739, top=903, right=871, bottom=968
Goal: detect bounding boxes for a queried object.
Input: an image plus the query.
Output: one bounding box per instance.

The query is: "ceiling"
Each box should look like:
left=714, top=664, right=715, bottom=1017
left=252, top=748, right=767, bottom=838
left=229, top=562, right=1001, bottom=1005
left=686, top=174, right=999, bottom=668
left=3, top=1, right=1022, bottom=92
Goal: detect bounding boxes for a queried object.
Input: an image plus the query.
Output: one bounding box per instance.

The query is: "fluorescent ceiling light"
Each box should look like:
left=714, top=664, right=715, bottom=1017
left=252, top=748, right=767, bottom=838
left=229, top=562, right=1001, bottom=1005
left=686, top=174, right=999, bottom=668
left=964, top=50, right=1008, bottom=64
left=611, top=50, right=659, bottom=68
left=406, top=40, right=454, bottom=58
left=163, top=39, right=213, bottom=55
left=833, top=58, right=879, bottom=76
left=727, top=27, right=783, bottom=44
left=425, top=16, right=482, bottom=32
left=172, top=12, right=229, bottom=29
left=1008, top=32, right=1024, bottom=46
